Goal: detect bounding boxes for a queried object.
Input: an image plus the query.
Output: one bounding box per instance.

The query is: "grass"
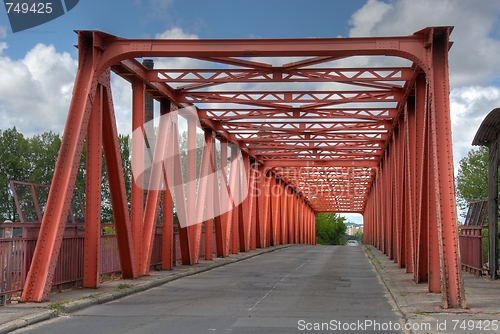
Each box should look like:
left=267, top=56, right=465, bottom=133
left=413, top=311, right=428, bottom=316
left=117, top=283, right=132, bottom=290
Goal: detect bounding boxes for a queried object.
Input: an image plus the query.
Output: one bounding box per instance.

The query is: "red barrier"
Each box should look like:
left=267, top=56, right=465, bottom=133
left=0, top=222, right=216, bottom=304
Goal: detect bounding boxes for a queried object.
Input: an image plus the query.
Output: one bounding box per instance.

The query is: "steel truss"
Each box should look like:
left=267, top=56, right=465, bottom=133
left=22, top=27, right=465, bottom=308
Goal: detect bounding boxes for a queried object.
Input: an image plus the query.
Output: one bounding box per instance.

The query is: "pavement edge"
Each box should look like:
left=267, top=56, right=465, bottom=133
left=0, top=245, right=292, bottom=334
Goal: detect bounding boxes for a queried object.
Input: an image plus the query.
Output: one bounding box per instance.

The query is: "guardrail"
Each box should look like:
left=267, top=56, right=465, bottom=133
left=1, top=222, right=215, bottom=305
left=458, top=200, right=488, bottom=276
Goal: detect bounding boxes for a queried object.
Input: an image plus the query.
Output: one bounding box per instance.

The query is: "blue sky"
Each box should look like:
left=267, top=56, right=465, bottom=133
left=1, top=0, right=500, bottom=224
left=0, top=0, right=367, bottom=59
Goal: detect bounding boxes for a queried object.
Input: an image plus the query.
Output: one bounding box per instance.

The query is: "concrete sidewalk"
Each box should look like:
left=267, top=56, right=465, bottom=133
left=1, top=244, right=499, bottom=334
left=0, top=245, right=292, bottom=334
left=364, top=244, right=500, bottom=334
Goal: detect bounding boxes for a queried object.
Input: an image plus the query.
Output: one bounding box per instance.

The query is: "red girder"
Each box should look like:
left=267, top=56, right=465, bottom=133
left=179, top=90, right=402, bottom=106
left=151, top=67, right=412, bottom=91
left=199, top=108, right=397, bottom=120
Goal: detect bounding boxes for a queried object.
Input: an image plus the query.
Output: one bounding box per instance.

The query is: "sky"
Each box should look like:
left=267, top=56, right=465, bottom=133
left=1, top=0, right=500, bottom=225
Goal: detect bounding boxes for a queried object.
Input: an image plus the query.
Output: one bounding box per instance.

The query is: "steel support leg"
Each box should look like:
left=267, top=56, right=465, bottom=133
left=84, top=84, right=102, bottom=288
left=429, top=28, right=465, bottom=308
left=22, top=33, right=98, bottom=301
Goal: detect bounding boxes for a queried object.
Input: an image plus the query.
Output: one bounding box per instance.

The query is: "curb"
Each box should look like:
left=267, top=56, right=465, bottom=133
left=0, top=310, right=58, bottom=334
left=362, top=244, right=415, bottom=334
left=0, top=245, right=292, bottom=333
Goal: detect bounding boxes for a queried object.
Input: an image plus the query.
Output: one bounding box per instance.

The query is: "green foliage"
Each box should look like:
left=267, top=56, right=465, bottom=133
left=455, top=146, right=489, bottom=210
left=315, top=213, right=347, bottom=245
left=354, top=229, right=364, bottom=243
left=0, top=127, right=132, bottom=223
left=0, top=128, right=30, bottom=221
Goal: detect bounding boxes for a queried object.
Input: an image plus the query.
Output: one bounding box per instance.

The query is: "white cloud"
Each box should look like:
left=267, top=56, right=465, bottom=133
left=450, top=86, right=500, bottom=166
left=0, top=26, right=6, bottom=38
left=349, top=0, right=500, bottom=87
left=0, top=42, right=7, bottom=56
left=0, top=26, right=201, bottom=138
left=348, top=0, right=500, bottom=174
left=110, top=74, right=133, bottom=136
left=0, top=44, right=77, bottom=136
left=155, top=27, right=198, bottom=39
left=152, top=0, right=175, bottom=10
left=349, top=0, right=392, bottom=37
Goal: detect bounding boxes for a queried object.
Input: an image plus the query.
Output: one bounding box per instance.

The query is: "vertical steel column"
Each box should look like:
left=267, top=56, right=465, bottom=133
left=407, top=97, right=419, bottom=278
left=239, top=153, right=251, bottom=252
left=204, top=131, right=216, bottom=261
left=391, top=133, right=399, bottom=264
left=257, top=165, right=270, bottom=248
left=287, top=189, right=294, bottom=244
left=141, top=99, right=171, bottom=274
left=229, top=145, right=240, bottom=254
left=429, top=27, right=465, bottom=308
left=299, top=196, right=306, bottom=244
left=308, top=207, right=313, bottom=245
left=415, top=75, right=429, bottom=283
left=84, top=84, right=102, bottom=288
left=22, top=33, right=98, bottom=301
left=398, top=120, right=407, bottom=269
left=131, top=78, right=145, bottom=275
left=282, top=186, right=289, bottom=244
left=385, top=146, right=394, bottom=261
left=292, top=193, right=296, bottom=244
left=271, top=177, right=280, bottom=246
left=247, top=161, right=258, bottom=251
left=187, top=114, right=202, bottom=264
left=262, top=170, right=272, bottom=247
left=162, top=101, right=174, bottom=270
left=427, top=91, right=441, bottom=292
left=195, top=128, right=213, bottom=262
left=102, top=79, right=136, bottom=279
left=168, top=111, right=191, bottom=265
left=215, top=139, right=228, bottom=257
left=404, top=103, right=415, bottom=274
left=162, top=179, right=174, bottom=270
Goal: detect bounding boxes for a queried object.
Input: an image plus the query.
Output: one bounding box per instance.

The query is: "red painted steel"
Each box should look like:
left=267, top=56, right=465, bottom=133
left=131, top=78, right=145, bottom=277
left=429, top=28, right=465, bottom=309
left=458, top=201, right=488, bottom=276
left=84, top=84, right=103, bottom=288
left=20, top=27, right=464, bottom=308
left=21, top=33, right=97, bottom=302
left=101, top=77, right=136, bottom=280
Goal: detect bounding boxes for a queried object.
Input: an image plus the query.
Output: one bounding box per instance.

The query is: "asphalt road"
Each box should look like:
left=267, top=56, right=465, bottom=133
left=14, top=245, right=405, bottom=333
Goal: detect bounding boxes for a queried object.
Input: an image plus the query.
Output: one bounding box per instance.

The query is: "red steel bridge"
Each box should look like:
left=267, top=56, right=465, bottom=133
left=21, top=26, right=465, bottom=308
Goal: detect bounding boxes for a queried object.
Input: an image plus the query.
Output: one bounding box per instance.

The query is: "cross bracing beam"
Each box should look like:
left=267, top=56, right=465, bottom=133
left=178, top=90, right=402, bottom=106
left=198, top=108, right=397, bottom=120
left=21, top=27, right=465, bottom=309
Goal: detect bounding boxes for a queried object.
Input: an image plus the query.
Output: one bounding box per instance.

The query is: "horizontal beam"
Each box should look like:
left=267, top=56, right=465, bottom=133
left=264, top=160, right=379, bottom=168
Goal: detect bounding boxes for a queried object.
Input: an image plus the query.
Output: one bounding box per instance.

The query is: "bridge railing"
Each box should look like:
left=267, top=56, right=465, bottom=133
left=0, top=222, right=214, bottom=305
left=458, top=200, right=488, bottom=276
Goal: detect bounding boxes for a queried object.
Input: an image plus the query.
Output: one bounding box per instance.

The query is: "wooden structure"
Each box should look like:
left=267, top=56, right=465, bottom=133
left=472, top=107, right=500, bottom=279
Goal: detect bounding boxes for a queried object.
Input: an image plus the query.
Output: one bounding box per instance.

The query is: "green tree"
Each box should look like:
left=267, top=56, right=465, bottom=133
left=354, top=228, right=364, bottom=243
left=0, top=128, right=30, bottom=221
left=28, top=131, right=61, bottom=185
left=315, top=213, right=347, bottom=245
left=101, top=134, right=132, bottom=222
left=0, top=128, right=133, bottom=223
left=455, top=146, right=489, bottom=210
